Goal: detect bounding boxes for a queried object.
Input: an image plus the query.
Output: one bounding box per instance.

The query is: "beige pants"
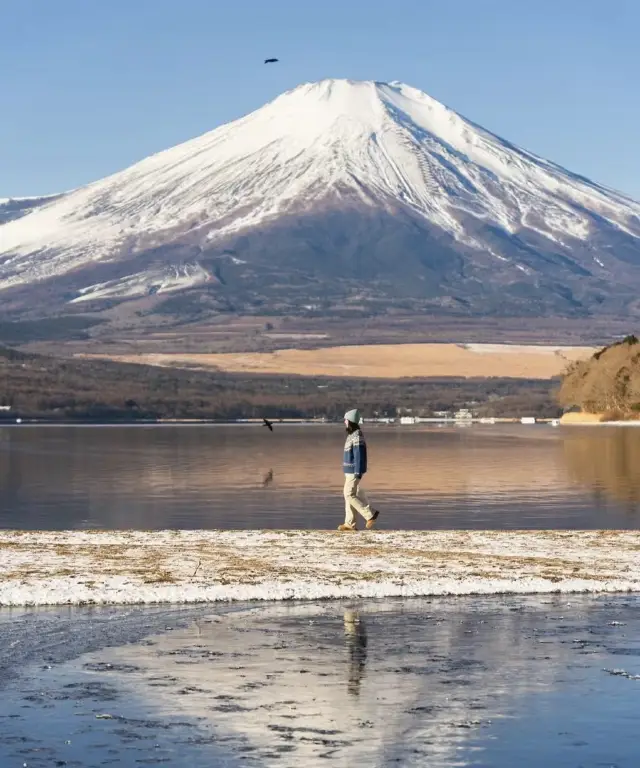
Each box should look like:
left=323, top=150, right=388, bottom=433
left=344, top=473, right=374, bottom=527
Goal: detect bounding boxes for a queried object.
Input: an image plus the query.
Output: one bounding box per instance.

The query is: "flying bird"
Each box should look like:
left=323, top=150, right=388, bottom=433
left=262, top=418, right=274, bottom=431
left=264, top=58, right=279, bottom=64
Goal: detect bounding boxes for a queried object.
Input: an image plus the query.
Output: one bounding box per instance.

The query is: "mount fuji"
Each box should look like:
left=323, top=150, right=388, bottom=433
left=2, top=79, right=640, bottom=331
left=0, top=194, right=64, bottom=225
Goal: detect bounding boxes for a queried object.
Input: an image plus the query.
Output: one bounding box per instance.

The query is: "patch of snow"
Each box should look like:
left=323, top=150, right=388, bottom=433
left=604, top=668, right=640, bottom=680
left=0, top=193, right=62, bottom=204
left=0, top=530, right=638, bottom=607
left=0, top=80, right=639, bottom=292
left=70, top=263, right=213, bottom=303
left=464, top=343, right=590, bottom=355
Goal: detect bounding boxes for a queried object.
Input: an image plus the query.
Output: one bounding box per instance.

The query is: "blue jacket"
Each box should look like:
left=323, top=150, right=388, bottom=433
left=343, top=429, right=367, bottom=476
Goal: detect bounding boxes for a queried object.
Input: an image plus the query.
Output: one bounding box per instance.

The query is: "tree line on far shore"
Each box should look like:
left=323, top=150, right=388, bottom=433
left=0, top=345, right=560, bottom=421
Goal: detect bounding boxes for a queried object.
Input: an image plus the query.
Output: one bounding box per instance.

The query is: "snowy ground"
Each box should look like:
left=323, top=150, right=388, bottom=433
left=1, top=530, right=639, bottom=606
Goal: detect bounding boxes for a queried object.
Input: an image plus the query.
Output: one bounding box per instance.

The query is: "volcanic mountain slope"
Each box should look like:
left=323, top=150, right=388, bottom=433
left=1, top=79, right=640, bottom=327
left=0, top=194, right=65, bottom=225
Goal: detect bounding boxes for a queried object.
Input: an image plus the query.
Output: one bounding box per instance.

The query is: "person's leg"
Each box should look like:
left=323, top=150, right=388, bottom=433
left=355, top=479, right=381, bottom=529
left=342, top=474, right=358, bottom=528
left=356, top=482, right=370, bottom=512
left=346, top=476, right=373, bottom=522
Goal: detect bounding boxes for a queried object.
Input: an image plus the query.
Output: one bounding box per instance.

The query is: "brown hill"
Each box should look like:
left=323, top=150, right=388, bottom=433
left=557, top=335, right=640, bottom=418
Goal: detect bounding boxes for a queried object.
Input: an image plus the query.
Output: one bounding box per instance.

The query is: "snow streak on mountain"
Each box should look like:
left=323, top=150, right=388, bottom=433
left=1, top=79, right=640, bottom=320
left=0, top=194, right=64, bottom=225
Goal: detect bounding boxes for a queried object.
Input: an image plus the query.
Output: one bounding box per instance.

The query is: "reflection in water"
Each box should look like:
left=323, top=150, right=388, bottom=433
left=564, top=428, right=640, bottom=509
left=1, top=425, right=640, bottom=529
left=3, top=596, right=636, bottom=767
left=344, top=609, right=367, bottom=697
left=262, top=468, right=274, bottom=488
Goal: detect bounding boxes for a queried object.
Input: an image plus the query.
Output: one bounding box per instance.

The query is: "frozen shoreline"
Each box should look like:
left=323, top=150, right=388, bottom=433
left=1, top=529, right=639, bottom=607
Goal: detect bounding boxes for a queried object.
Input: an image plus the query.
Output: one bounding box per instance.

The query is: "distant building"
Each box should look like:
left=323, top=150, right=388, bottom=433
left=520, top=416, right=536, bottom=425
left=454, top=409, right=473, bottom=420
left=400, top=416, right=417, bottom=425
left=0, top=405, right=11, bottom=411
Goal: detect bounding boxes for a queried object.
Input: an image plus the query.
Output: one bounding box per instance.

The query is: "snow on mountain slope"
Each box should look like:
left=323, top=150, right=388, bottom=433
left=1, top=79, right=639, bottom=302
left=70, top=262, right=214, bottom=303
left=0, top=193, right=65, bottom=225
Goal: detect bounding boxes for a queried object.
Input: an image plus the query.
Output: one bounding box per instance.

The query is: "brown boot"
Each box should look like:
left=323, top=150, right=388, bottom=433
left=338, top=523, right=357, bottom=532
left=365, top=510, right=380, bottom=529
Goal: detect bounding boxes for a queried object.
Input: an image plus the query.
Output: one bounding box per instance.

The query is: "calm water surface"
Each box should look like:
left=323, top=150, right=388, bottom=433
left=1, top=424, right=640, bottom=529
left=0, top=595, right=638, bottom=767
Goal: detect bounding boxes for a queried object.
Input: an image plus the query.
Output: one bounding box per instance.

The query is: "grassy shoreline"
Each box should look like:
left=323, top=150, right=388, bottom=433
left=2, top=529, right=639, bottom=607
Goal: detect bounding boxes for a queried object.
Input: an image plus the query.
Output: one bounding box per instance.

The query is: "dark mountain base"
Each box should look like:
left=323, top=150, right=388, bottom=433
left=2, top=204, right=640, bottom=341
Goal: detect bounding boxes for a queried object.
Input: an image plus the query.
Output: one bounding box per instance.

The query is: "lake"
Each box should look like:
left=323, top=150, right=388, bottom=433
left=1, top=424, right=640, bottom=530
left=0, top=595, right=638, bottom=767
left=2, top=426, right=639, bottom=767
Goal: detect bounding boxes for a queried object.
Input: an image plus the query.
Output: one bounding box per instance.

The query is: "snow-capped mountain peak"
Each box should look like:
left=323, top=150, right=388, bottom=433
left=1, top=79, right=639, bottom=321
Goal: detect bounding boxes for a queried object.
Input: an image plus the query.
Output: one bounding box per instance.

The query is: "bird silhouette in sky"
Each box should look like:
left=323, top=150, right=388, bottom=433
left=264, top=58, right=279, bottom=64
left=262, top=418, right=274, bottom=431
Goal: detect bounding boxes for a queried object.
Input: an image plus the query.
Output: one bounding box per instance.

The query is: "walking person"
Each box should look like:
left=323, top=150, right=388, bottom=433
left=338, top=409, right=380, bottom=531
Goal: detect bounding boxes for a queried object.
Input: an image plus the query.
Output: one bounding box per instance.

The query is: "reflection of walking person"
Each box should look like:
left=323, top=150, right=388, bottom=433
left=344, top=609, right=367, bottom=696
left=338, top=409, right=380, bottom=531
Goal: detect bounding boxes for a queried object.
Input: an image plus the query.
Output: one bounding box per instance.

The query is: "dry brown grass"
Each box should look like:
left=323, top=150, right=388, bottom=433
left=559, top=412, right=605, bottom=424
left=558, top=336, right=640, bottom=415
left=83, top=343, right=595, bottom=380
left=143, top=570, right=177, bottom=584
left=2, top=530, right=639, bottom=602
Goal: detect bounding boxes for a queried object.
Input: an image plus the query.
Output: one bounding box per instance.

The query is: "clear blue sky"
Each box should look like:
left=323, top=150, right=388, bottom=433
left=1, top=0, right=639, bottom=199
